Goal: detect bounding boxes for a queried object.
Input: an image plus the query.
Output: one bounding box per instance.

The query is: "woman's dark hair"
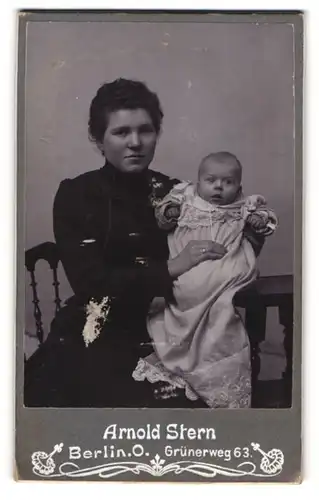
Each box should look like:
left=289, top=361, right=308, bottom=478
left=88, top=78, right=164, bottom=145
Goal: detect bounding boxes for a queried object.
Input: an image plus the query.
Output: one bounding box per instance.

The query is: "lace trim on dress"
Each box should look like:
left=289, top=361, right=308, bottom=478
left=198, top=374, right=252, bottom=409
left=132, top=357, right=251, bottom=408
left=132, top=357, right=199, bottom=401
left=177, top=194, right=277, bottom=235
left=178, top=203, right=243, bottom=229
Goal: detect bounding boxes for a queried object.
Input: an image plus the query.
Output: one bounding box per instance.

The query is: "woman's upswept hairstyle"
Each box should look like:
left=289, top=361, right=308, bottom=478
left=88, top=78, right=164, bottom=146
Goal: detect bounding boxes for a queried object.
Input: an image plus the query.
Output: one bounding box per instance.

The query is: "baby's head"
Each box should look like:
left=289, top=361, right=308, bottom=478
left=197, top=152, right=242, bottom=205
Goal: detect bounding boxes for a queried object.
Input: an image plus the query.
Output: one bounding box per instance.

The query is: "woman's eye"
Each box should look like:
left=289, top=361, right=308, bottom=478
left=113, top=129, right=128, bottom=136
left=140, top=126, right=155, bottom=134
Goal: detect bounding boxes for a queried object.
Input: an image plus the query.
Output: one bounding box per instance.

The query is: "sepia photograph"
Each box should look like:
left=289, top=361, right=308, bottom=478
left=16, top=10, right=302, bottom=482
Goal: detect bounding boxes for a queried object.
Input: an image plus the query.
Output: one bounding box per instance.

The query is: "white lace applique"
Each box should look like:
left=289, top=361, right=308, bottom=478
left=82, top=296, right=111, bottom=347
left=148, top=175, right=169, bottom=208
left=132, top=357, right=199, bottom=401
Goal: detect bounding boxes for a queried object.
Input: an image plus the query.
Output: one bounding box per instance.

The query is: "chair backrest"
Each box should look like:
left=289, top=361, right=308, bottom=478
left=25, top=242, right=62, bottom=344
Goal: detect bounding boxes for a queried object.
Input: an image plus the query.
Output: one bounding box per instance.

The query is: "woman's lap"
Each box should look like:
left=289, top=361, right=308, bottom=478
left=24, top=329, right=207, bottom=408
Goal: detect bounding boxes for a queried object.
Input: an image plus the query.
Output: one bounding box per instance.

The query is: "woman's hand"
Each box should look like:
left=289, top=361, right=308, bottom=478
left=167, top=240, right=227, bottom=279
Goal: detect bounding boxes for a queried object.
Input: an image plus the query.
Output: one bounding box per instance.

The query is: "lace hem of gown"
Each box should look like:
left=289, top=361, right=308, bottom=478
left=132, top=357, right=252, bottom=408
left=198, top=373, right=252, bottom=408
left=132, top=357, right=199, bottom=401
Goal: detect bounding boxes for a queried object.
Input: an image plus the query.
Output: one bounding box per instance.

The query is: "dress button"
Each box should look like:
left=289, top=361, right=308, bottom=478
left=134, top=257, right=149, bottom=267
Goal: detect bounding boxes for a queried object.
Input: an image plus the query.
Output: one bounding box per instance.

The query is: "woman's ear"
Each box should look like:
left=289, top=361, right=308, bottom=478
left=97, top=143, right=105, bottom=156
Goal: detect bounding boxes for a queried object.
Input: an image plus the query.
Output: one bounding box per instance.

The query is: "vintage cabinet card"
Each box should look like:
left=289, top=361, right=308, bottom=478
left=16, top=10, right=302, bottom=483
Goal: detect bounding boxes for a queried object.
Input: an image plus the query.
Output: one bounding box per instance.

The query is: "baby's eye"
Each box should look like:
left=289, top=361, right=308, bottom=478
left=225, top=179, right=234, bottom=185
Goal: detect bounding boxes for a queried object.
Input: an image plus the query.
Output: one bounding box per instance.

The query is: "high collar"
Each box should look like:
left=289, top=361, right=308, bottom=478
left=100, top=160, right=152, bottom=198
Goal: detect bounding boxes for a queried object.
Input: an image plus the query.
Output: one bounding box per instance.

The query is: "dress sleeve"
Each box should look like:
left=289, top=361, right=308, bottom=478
left=53, top=179, right=173, bottom=303
left=242, top=227, right=265, bottom=257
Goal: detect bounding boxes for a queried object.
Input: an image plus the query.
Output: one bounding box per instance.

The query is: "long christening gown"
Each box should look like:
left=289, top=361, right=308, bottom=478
left=133, top=182, right=277, bottom=408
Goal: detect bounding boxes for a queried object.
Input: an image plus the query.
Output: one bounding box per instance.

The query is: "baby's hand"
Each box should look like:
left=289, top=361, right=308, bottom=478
left=246, top=213, right=268, bottom=231
left=165, top=205, right=181, bottom=220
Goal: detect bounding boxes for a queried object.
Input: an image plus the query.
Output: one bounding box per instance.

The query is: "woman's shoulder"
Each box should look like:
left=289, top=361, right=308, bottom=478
left=54, top=168, right=109, bottom=215
left=58, top=168, right=103, bottom=191
left=56, top=168, right=113, bottom=201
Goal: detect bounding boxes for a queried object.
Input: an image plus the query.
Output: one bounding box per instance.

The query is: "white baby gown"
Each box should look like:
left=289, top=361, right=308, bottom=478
left=132, top=182, right=277, bottom=408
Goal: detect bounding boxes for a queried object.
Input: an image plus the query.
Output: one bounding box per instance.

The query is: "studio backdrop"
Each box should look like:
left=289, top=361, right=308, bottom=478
left=24, top=21, right=294, bottom=375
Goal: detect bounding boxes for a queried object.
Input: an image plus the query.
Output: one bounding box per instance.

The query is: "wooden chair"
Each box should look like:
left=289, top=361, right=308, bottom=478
left=25, top=242, right=293, bottom=408
left=25, top=242, right=62, bottom=345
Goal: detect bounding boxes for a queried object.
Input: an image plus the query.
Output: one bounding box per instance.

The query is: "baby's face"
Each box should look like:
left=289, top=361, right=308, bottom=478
left=197, top=159, right=241, bottom=205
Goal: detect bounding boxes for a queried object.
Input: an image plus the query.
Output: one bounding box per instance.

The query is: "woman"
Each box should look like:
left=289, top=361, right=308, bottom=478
left=24, top=78, right=262, bottom=408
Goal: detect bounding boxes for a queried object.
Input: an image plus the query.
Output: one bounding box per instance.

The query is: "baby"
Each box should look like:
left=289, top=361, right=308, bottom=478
left=133, top=152, right=277, bottom=408
left=160, top=152, right=274, bottom=234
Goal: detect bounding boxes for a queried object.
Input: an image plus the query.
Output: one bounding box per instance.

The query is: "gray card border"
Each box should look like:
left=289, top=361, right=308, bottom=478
left=16, top=10, right=303, bottom=483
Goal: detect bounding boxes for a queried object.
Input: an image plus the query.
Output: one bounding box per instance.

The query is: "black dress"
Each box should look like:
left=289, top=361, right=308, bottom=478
left=24, top=162, right=208, bottom=408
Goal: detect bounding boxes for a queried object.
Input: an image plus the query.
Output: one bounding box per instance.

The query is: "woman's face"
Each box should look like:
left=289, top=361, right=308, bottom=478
left=101, top=108, right=158, bottom=174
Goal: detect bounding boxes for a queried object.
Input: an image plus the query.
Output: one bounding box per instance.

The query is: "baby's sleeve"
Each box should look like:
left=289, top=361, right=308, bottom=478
left=154, top=181, right=189, bottom=230
left=255, top=208, right=278, bottom=236
left=244, top=195, right=278, bottom=236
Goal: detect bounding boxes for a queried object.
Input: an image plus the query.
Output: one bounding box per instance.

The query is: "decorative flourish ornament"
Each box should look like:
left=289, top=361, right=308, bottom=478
left=32, top=443, right=64, bottom=476
left=31, top=442, right=284, bottom=479
left=251, top=442, right=284, bottom=474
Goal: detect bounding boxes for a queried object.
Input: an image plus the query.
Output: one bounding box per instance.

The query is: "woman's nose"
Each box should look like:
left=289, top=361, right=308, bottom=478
left=128, top=132, right=141, bottom=148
